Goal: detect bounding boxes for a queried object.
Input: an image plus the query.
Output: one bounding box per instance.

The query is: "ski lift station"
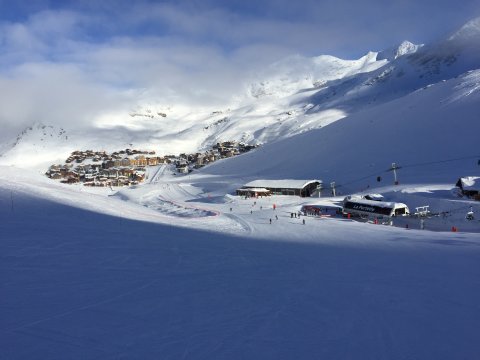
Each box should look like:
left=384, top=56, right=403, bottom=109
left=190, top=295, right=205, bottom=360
left=342, top=195, right=410, bottom=218
left=237, top=179, right=321, bottom=197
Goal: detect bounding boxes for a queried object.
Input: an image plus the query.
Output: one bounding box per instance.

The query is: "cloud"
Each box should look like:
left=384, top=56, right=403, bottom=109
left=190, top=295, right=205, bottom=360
left=0, top=0, right=479, bottom=142
left=0, top=62, right=124, bottom=131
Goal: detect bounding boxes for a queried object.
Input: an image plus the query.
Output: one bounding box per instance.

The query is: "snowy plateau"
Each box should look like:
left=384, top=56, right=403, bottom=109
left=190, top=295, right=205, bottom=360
left=1, top=18, right=480, bottom=360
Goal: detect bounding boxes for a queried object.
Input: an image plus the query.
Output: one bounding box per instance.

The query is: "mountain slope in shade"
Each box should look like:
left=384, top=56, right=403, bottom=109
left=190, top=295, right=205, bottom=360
left=1, top=164, right=480, bottom=359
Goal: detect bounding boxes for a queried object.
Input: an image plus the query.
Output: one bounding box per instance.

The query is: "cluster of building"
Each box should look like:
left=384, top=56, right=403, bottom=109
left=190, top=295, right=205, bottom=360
left=46, top=141, right=259, bottom=187
left=236, top=176, right=479, bottom=227
left=174, top=141, right=258, bottom=174
left=46, top=149, right=153, bottom=187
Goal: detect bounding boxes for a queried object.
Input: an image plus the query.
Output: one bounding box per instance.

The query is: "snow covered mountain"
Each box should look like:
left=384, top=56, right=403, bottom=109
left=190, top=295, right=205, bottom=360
left=377, top=40, right=422, bottom=61
left=1, top=18, right=479, bottom=172
left=248, top=51, right=387, bottom=98
left=202, top=69, right=480, bottom=191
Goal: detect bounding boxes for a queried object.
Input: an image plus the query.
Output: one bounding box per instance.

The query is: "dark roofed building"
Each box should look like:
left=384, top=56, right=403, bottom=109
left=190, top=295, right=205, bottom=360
left=239, top=179, right=321, bottom=197
left=456, top=176, right=480, bottom=199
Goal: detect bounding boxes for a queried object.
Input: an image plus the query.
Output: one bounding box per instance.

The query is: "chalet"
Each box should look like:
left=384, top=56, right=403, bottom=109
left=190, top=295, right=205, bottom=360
left=195, top=155, right=205, bottom=167
left=120, top=158, right=131, bottom=167
left=49, top=172, right=63, bottom=180
left=59, top=167, right=70, bottom=176
left=147, top=157, right=159, bottom=166
left=103, top=160, right=115, bottom=169
left=177, top=164, right=189, bottom=174
left=61, top=176, right=79, bottom=184
left=131, top=156, right=147, bottom=166
left=49, top=164, right=61, bottom=171
left=221, top=149, right=235, bottom=158
left=118, top=168, right=134, bottom=177
left=101, top=169, right=117, bottom=179
left=134, top=170, right=146, bottom=181
left=222, top=141, right=237, bottom=148
left=239, top=143, right=257, bottom=153
left=84, top=173, right=95, bottom=181
left=239, top=179, right=321, bottom=197
left=456, top=176, right=480, bottom=199
left=205, top=154, right=215, bottom=162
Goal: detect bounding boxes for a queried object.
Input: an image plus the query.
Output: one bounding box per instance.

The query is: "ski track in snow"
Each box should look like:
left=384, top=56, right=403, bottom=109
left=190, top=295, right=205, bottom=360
left=2, top=279, right=160, bottom=334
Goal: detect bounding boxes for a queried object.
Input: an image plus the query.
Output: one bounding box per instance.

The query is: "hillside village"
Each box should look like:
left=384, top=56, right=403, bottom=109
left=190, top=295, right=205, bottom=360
left=45, top=141, right=258, bottom=187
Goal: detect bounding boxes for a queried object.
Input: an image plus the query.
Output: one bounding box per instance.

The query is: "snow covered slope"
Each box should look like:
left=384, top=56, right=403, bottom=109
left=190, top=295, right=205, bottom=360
left=201, top=69, right=480, bottom=191
left=2, top=149, right=480, bottom=360
left=248, top=51, right=387, bottom=98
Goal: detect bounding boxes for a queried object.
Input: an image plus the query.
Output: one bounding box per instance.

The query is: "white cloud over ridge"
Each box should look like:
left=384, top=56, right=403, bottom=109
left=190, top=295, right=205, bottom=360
left=0, top=0, right=479, bottom=141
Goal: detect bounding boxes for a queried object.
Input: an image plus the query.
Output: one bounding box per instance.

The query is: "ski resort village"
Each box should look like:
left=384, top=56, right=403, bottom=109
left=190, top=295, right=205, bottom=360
left=44, top=141, right=258, bottom=187
left=1, top=4, right=480, bottom=360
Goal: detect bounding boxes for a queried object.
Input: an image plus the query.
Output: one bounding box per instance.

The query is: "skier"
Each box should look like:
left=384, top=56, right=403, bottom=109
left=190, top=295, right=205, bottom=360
left=269, top=218, right=272, bottom=224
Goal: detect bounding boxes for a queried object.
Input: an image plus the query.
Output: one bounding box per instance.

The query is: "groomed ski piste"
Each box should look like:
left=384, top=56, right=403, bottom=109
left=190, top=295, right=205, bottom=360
left=1, top=152, right=480, bottom=359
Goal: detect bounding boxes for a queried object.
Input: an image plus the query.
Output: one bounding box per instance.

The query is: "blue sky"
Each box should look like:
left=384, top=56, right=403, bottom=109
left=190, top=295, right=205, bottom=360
left=2, top=0, right=478, bottom=57
left=0, top=0, right=479, bottom=137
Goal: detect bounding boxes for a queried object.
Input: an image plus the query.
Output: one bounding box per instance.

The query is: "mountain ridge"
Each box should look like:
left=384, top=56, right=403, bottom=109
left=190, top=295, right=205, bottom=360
left=1, top=18, right=479, bottom=173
